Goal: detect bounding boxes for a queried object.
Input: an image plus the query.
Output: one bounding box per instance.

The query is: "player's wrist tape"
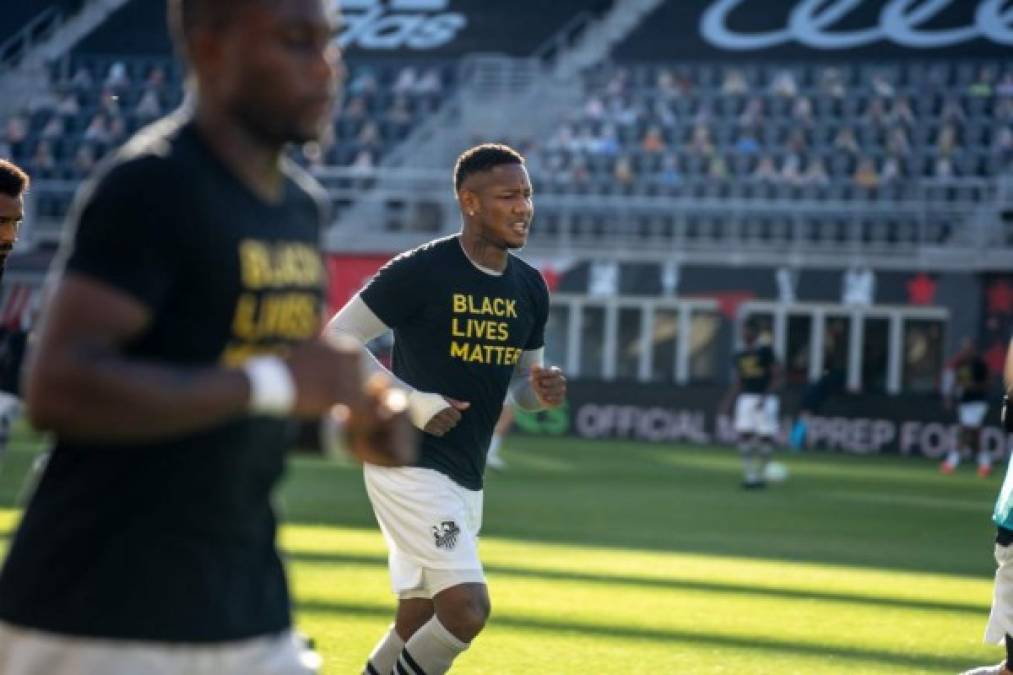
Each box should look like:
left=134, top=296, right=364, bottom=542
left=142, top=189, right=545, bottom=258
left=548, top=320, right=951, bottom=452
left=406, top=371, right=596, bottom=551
left=243, top=356, right=295, bottom=416
left=407, top=390, right=450, bottom=429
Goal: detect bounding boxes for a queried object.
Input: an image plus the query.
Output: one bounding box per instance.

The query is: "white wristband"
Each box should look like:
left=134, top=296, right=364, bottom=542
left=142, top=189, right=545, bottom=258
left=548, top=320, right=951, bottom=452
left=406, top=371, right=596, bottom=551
left=407, top=390, right=451, bottom=430
left=243, top=356, right=296, bottom=416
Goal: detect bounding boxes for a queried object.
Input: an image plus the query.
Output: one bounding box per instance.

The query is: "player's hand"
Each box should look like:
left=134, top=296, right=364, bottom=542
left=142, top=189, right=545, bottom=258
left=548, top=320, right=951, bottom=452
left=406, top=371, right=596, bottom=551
left=285, top=337, right=366, bottom=417
left=530, top=365, right=566, bottom=408
left=338, top=374, right=418, bottom=467
left=424, top=397, right=470, bottom=437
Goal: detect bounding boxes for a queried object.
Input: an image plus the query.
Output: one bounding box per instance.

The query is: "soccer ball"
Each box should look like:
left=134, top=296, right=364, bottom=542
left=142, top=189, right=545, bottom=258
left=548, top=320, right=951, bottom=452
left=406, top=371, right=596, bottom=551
left=764, top=461, right=790, bottom=483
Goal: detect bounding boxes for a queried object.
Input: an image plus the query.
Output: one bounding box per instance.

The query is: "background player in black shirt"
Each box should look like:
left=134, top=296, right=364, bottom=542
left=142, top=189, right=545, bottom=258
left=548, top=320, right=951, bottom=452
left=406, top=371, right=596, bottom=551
left=0, top=160, right=30, bottom=469
left=0, top=2, right=412, bottom=674
left=0, top=159, right=28, bottom=286
left=720, top=319, right=783, bottom=488
left=941, top=337, right=994, bottom=476
left=328, top=144, right=567, bottom=675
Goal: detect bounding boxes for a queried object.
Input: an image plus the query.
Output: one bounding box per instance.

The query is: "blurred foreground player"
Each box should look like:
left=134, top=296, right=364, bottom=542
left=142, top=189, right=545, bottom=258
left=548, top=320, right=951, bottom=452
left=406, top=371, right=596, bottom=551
left=963, top=339, right=1013, bottom=675
left=328, top=144, right=567, bottom=674
left=720, top=319, right=782, bottom=488
left=0, top=2, right=413, bottom=674
left=941, top=338, right=993, bottom=476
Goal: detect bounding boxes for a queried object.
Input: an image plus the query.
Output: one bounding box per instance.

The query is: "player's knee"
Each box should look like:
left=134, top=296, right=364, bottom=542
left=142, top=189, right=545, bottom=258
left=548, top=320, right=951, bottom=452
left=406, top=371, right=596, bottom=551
left=438, top=589, right=490, bottom=641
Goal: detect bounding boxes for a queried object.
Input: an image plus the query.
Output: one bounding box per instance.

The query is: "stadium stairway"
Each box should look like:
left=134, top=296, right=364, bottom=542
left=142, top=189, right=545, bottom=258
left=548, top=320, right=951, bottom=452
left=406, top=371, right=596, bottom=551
left=0, top=0, right=131, bottom=118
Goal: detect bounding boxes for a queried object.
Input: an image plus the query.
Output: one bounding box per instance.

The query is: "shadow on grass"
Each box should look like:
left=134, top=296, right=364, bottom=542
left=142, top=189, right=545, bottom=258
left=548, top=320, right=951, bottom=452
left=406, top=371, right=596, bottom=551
left=285, top=549, right=989, bottom=616
left=295, top=597, right=978, bottom=672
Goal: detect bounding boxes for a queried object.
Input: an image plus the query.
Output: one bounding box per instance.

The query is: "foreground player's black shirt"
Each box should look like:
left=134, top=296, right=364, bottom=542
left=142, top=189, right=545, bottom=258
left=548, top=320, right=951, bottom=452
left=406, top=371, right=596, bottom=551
left=0, top=116, right=327, bottom=642
left=360, top=236, right=548, bottom=490
left=957, top=356, right=989, bottom=402
left=734, top=344, right=776, bottom=394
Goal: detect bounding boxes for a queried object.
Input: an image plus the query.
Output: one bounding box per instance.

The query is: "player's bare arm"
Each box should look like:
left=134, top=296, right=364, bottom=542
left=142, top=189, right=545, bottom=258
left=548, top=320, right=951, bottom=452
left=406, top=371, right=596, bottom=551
left=27, top=273, right=367, bottom=441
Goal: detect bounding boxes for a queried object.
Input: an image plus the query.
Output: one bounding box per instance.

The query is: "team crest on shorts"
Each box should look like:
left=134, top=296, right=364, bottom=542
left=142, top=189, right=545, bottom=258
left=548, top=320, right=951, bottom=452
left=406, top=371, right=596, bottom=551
left=432, top=521, right=461, bottom=550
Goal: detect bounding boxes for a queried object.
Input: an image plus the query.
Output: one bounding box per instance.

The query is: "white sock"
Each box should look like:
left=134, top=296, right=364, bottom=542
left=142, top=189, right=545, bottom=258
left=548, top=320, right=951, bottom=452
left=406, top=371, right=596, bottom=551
left=488, top=434, right=503, bottom=458
left=944, top=449, right=961, bottom=467
left=396, top=616, right=468, bottom=675
left=364, top=625, right=404, bottom=675
left=979, top=450, right=993, bottom=468
left=739, top=440, right=758, bottom=481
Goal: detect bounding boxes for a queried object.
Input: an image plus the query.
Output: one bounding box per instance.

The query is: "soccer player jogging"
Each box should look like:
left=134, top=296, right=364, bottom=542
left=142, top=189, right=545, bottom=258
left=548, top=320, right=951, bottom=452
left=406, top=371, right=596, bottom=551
left=328, top=144, right=567, bottom=675
left=0, top=2, right=414, bottom=674
left=962, top=340, right=1013, bottom=675
left=941, top=338, right=993, bottom=476
left=720, top=319, right=782, bottom=489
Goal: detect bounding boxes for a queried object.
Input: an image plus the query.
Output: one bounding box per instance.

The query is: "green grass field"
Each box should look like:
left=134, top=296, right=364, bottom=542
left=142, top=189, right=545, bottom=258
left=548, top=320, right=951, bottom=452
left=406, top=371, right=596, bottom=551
left=0, top=429, right=1007, bottom=674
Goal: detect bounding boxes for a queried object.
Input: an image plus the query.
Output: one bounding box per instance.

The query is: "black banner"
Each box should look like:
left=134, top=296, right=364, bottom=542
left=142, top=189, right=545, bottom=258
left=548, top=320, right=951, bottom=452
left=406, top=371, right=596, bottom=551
left=615, top=0, right=1013, bottom=61
left=515, top=380, right=1012, bottom=459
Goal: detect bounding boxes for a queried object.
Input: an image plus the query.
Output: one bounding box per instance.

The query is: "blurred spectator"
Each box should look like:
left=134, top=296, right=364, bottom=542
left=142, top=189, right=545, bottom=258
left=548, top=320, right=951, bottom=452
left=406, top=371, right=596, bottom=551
left=786, top=128, right=808, bottom=155
left=738, top=97, right=764, bottom=128
left=652, top=99, right=676, bottom=127
left=605, top=68, right=630, bottom=97
left=55, top=90, right=80, bottom=118
left=392, top=66, right=418, bottom=94
left=889, top=97, right=915, bottom=126
left=995, top=97, right=1013, bottom=122
left=863, top=97, right=888, bottom=127
left=591, top=123, right=620, bottom=156
left=871, top=72, right=895, bottom=97
left=613, top=156, right=635, bottom=186
left=853, top=157, right=879, bottom=188
left=99, top=87, right=121, bottom=117
left=687, top=124, right=714, bottom=157
left=30, top=140, right=55, bottom=175
left=998, top=72, right=1013, bottom=97
left=343, top=95, right=367, bottom=121
left=584, top=95, right=605, bottom=120
left=641, top=125, right=666, bottom=153
left=968, top=66, right=994, bottom=97
left=104, top=61, right=130, bottom=91
left=770, top=69, right=798, bottom=97
left=734, top=131, right=760, bottom=156
left=721, top=68, right=749, bottom=95
left=73, top=144, right=97, bottom=176
left=70, top=65, right=93, bottom=92
left=752, top=155, right=778, bottom=182
left=801, top=158, right=830, bottom=186
left=144, top=66, right=166, bottom=94
left=657, top=153, right=681, bottom=186
left=887, top=127, right=911, bottom=157
left=351, top=149, right=375, bottom=172
left=384, top=96, right=412, bottom=126
left=657, top=68, right=679, bottom=97
left=780, top=153, right=802, bottom=184
left=934, top=156, right=955, bottom=178
left=937, top=124, right=958, bottom=157
left=3, top=114, right=27, bottom=149
left=708, top=155, right=729, bottom=182
left=136, top=89, right=162, bottom=120
left=357, top=120, right=380, bottom=149
left=348, top=68, right=377, bottom=96
left=83, top=114, right=111, bottom=144
left=834, top=126, right=859, bottom=155
left=941, top=97, right=966, bottom=124
left=792, top=96, right=813, bottom=125
left=880, top=157, right=902, bottom=184
left=819, top=67, right=846, bottom=98
left=41, top=115, right=65, bottom=140
left=570, top=156, right=590, bottom=184
left=414, top=67, right=442, bottom=95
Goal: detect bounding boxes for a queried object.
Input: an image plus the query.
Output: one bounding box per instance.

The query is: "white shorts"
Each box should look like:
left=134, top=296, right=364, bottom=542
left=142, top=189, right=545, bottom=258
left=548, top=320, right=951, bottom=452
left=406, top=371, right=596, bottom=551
left=0, top=622, right=319, bottom=675
left=959, top=401, right=989, bottom=428
left=734, top=393, right=780, bottom=436
left=986, top=543, right=1013, bottom=644
left=363, top=464, right=486, bottom=600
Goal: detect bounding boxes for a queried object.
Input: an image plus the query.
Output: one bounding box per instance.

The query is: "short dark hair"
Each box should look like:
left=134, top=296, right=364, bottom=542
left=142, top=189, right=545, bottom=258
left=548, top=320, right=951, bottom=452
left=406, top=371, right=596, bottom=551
left=454, top=143, right=524, bottom=192
left=168, top=0, right=263, bottom=51
left=0, top=159, right=29, bottom=199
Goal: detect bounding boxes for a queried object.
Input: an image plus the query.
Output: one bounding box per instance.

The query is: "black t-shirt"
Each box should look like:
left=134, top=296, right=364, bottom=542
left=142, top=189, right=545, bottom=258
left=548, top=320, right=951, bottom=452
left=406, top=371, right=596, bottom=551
left=957, top=356, right=989, bottom=402
left=0, top=116, right=328, bottom=643
left=360, top=236, right=548, bottom=490
left=734, top=344, right=776, bottom=394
